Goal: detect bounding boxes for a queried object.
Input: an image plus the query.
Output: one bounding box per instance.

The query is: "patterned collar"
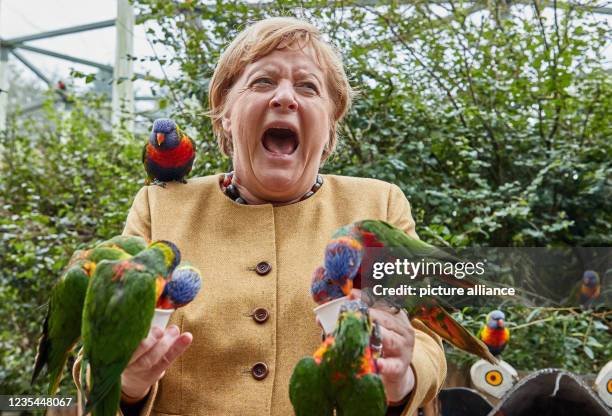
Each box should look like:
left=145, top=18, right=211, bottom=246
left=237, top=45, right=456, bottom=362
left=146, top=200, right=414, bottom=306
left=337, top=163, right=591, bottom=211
left=221, top=172, right=323, bottom=205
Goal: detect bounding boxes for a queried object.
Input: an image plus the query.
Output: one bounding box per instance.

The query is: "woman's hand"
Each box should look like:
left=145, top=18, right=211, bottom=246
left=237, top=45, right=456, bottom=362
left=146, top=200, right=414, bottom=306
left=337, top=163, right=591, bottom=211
left=352, top=289, right=415, bottom=405
left=120, top=325, right=193, bottom=403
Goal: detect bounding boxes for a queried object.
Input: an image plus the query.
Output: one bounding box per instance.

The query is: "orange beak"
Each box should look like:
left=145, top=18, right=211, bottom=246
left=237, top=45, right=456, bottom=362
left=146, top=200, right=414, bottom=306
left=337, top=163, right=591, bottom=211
left=155, top=276, right=167, bottom=300
left=497, top=319, right=504, bottom=328
left=156, top=133, right=165, bottom=146
left=341, top=279, right=353, bottom=296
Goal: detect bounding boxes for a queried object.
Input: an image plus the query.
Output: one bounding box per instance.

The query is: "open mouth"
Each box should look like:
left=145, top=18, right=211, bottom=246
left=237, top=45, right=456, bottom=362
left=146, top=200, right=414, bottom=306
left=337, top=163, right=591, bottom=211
left=262, top=128, right=299, bottom=155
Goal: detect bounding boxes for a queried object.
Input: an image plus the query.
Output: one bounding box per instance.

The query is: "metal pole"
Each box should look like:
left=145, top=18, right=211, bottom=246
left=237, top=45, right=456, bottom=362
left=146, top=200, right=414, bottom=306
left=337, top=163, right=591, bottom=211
left=9, top=49, right=51, bottom=86
left=15, top=44, right=114, bottom=73
left=10, top=44, right=154, bottom=80
left=3, top=19, right=117, bottom=45
left=112, top=0, right=135, bottom=135
left=0, top=0, right=6, bottom=131
left=0, top=47, right=8, bottom=131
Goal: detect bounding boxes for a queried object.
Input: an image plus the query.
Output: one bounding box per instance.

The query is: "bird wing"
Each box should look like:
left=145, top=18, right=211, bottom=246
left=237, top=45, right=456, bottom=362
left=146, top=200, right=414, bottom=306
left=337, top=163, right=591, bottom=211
left=411, top=304, right=497, bottom=364
left=32, top=264, right=89, bottom=394
left=289, top=357, right=334, bottom=416
left=82, top=259, right=157, bottom=415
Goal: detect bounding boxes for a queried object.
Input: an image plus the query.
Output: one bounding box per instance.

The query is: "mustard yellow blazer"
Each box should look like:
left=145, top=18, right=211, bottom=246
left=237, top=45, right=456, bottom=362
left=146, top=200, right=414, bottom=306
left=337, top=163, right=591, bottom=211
left=74, top=174, right=446, bottom=416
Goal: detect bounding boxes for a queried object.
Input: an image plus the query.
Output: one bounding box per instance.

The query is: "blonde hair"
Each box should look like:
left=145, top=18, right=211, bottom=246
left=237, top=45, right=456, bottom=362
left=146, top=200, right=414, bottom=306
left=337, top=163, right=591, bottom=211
left=208, top=17, right=352, bottom=160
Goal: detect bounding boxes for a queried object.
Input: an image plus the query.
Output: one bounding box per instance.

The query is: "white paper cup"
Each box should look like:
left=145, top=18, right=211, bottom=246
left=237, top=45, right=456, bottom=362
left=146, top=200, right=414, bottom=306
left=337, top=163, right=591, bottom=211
left=149, top=308, right=174, bottom=334
left=313, top=296, right=349, bottom=335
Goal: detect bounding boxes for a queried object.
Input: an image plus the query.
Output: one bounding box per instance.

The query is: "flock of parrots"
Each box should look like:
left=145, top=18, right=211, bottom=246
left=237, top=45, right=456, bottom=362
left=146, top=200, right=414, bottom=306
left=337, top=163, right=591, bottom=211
left=30, top=119, right=603, bottom=416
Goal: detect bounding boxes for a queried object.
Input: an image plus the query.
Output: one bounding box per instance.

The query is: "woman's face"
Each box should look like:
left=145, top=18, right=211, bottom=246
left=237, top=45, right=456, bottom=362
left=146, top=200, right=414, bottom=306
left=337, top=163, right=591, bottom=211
left=222, top=46, right=332, bottom=202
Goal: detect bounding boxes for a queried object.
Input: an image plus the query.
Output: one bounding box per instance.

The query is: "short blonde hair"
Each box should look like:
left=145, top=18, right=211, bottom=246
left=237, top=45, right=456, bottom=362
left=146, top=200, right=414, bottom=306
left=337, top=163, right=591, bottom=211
left=208, top=17, right=352, bottom=160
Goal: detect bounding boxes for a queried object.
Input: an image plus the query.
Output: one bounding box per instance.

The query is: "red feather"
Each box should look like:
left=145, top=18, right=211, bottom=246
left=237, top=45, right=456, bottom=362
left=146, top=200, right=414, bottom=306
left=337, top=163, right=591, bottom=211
left=146, top=136, right=194, bottom=168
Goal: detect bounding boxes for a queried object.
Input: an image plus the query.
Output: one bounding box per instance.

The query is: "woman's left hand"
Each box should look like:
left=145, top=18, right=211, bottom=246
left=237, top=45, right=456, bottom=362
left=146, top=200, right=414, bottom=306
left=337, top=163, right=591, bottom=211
left=352, top=289, right=415, bottom=405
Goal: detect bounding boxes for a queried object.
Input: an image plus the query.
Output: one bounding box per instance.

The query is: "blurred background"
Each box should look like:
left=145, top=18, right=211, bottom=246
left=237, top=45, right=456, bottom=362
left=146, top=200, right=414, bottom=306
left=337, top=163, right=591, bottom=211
left=0, top=0, right=610, bottom=401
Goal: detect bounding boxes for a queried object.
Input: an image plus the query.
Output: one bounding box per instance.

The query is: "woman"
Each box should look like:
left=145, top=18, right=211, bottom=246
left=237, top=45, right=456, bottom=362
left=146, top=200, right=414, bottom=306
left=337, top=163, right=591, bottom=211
left=82, top=17, right=446, bottom=416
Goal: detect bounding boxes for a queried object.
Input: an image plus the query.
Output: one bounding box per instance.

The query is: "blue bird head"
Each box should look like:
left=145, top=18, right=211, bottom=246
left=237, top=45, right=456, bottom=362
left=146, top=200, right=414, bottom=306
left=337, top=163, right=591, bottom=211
left=324, top=237, right=363, bottom=296
left=486, top=310, right=506, bottom=330
left=163, top=264, right=202, bottom=307
left=582, top=270, right=599, bottom=288
left=311, top=266, right=345, bottom=304
left=150, top=118, right=180, bottom=149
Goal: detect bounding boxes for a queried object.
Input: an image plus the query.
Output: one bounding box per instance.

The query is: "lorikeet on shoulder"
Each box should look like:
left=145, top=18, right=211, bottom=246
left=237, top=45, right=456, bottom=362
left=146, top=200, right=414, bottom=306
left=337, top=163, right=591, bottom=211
left=143, top=118, right=196, bottom=187
left=290, top=300, right=386, bottom=416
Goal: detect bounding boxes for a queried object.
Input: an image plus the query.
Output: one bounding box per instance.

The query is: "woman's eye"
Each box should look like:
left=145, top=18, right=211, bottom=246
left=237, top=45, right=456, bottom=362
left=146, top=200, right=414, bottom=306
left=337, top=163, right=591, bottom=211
left=299, top=82, right=319, bottom=93
left=252, top=77, right=274, bottom=86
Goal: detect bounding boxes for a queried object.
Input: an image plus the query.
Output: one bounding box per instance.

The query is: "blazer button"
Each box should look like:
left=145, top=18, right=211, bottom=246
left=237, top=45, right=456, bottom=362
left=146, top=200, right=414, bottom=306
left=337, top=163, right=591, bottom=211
left=251, top=362, right=268, bottom=380
left=255, top=261, right=272, bottom=276
left=252, top=308, right=269, bottom=324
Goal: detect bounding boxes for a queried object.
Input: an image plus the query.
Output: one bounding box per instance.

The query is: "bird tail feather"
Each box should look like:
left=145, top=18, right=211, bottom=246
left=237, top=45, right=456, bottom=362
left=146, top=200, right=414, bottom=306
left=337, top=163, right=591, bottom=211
left=84, top=362, right=125, bottom=416
left=89, top=381, right=121, bottom=416
left=31, top=315, right=50, bottom=386
left=80, top=355, right=89, bottom=415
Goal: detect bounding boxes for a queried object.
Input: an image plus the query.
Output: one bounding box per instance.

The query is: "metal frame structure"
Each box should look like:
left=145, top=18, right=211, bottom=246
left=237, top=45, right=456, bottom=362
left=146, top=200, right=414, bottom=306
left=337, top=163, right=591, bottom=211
left=0, top=0, right=609, bottom=132
left=0, top=0, right=146, bottom=132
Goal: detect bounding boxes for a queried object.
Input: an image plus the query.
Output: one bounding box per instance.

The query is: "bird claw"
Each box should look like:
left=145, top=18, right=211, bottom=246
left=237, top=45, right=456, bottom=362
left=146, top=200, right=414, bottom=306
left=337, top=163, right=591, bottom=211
left=360, top=288, right=376, bottom=307
left=180, top=178, right=188, bottom=184
left=152, top=179, right=167, bottom=188
left=370, top=320, right=383, bottom=359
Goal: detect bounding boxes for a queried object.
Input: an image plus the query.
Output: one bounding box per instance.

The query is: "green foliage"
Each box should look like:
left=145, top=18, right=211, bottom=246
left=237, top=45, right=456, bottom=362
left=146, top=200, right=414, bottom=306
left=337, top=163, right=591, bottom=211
left=1, top=0, right=610, bottom=394
left=131, top=0, right=611, bottom=246
left=0, top=94, right=142, bottom=395
left=447, top=306, right=611, bottom=374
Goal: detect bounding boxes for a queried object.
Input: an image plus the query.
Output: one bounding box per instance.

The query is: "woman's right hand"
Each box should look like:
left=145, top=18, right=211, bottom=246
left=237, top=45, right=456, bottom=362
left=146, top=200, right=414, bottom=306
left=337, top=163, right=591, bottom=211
left=120, top=325, right=193, bottom=403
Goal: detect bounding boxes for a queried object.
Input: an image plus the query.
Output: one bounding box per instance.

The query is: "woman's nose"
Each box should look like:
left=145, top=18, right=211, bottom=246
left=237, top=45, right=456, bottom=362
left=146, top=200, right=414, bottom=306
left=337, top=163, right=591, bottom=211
left=269, top=83, right=298, bottom=112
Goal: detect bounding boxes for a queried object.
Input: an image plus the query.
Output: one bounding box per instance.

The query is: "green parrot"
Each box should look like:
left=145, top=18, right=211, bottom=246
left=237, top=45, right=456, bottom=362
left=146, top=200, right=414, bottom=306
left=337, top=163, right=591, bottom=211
left=329, top=220, right=497, bottom=364
left=289, top=300, right=386, bottom=416
left=81, top=240, right=180, bottom=416
left=32, top=245, right=132, bottom=394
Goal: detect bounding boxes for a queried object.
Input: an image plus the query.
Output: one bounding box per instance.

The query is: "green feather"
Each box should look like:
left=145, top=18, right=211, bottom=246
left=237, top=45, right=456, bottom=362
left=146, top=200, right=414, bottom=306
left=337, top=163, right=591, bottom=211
left=81, top=243, right=178, bottom=416
left=290, top=301, right=386, bottom=416
left=289, top=357, right=334, bottom=416
left=32, top=264, right=89, bottom=394
left=336, top=374, right=386, bottom=416
left=87, top=246, right=131, bottom=264
left=96, top=236, right=147, bottom=256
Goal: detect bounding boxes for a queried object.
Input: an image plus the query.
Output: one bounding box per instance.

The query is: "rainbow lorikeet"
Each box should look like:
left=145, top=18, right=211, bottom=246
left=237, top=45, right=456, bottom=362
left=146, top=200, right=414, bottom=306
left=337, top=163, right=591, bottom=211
left=32, top=245, right=132, bottom=394
left=143, top=118, right=196, bottom=187
left=577, top=270, right=601, bottom=309
left=311, top=238, right=364, bottom=305
left=311, top=266, right=337, bottom=304
left=478, top=310, right=510, bottom=356
left=81, top=241, right=180, bottom=416
left=323, top=220, right=496, bottom=364
left=289, top=300, right=386, bottom=416
left=564, top=270, right=605, bottom=309
left=156, top=263, right=202, bottom=309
